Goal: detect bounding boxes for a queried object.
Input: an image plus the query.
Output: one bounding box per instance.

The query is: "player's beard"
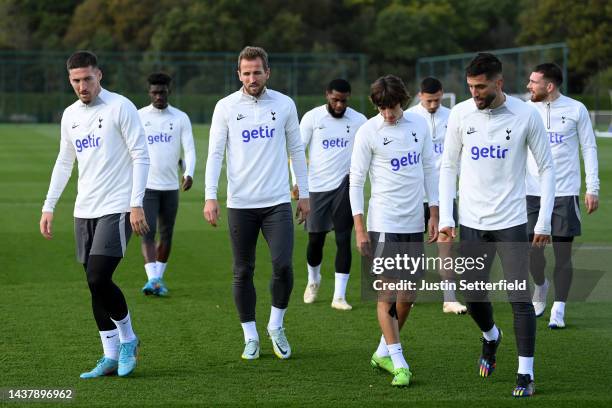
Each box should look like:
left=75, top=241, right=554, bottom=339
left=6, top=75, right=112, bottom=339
left=327, top=103, right=346, bottom=118
left=530, top=90, right=547, bottom=103
left=245, top=82, right=265, bottom=97
left=474, top=92, right=497, bottom=110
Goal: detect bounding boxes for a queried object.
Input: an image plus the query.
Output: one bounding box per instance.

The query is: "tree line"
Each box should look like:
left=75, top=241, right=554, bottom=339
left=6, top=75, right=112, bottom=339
left=0, top=0, right=609, bottom=93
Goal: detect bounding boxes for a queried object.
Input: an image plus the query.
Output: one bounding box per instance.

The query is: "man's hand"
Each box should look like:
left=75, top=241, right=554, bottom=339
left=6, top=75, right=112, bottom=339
left=437, top=226, right=456, bottom=242
left=130, top=207, right=150, bottom=236
left=427, top=206, right=440, bottom=243
left=181, top=175, right=193, bottom=191
left=203, top=199, right=220, bottom=227
left=355, top=229, right=372, bottom=257
left=40, top=212, right=54, bottom=239
left=532, top=234, right=551, bottom=248
left=291, top=184, right=299, bottom=201
left=296, top=198, right=310, bottom=224
left=585, top=193, right=599, bottom=214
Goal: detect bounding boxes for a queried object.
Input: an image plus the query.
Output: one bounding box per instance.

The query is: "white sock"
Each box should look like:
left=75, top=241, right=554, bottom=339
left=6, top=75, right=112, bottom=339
left=333, top=273, right=349, bottom=299
left=387, top=342, right=409, bottom=369
left=518, top=356, right=534, bottom=380
left=307, top=263, right=321, bottom=284
left=111, top=312, right=137, bottom=343
left=375, top=335, right=389, bottom=357
left=156, top=261, right=167, bottom=279
left=533, top=279, right=549, bottom=302
left=241, top=321, right=259, bottom=343
left=144, top=262, right=157, bottom=280
left=268, top=306, right=287, bottom=331
left=551, top=301, right=565, bottom=317
left=483, top=324, right=499, bottom=342
left=443, top=289, right=457, bottom=302
left=99, top=329, right=120, bottom=360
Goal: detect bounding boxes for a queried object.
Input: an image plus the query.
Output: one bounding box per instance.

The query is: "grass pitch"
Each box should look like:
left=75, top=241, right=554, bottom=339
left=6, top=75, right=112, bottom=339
left=0, top=124, right=611, bottom=407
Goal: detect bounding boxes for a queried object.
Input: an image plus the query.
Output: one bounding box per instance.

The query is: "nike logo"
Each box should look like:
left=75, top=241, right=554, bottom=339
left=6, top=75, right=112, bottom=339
left=237, top=114, right=246, bottom=120
left=106, top=334, right=118, bottom=339
left=383, top=138, right=393, bottom=145
left=248, top=349, right=257, bottom=356
left=274, top=340, right=288, bottom=355
left=467, top=130, right=476, bottom=134
left=71, top=124, right=79, bottom=129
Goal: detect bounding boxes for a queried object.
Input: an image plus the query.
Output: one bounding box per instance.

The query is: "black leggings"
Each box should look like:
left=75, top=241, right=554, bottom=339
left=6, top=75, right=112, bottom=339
left=228, top=204, right=294, bottom=323
left=529, top=235, right=574, bottom=301
left=306, top=229, right=352, bottom=274
left=83, top=255, right=128, bottom=331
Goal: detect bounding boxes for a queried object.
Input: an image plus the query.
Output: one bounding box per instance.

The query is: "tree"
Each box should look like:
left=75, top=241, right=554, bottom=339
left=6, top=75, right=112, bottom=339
left=517, top=0, right=612, bottom=91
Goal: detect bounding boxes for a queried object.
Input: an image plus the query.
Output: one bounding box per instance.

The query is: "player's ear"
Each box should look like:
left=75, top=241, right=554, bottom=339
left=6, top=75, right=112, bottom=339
left=96, top=68, right=103, bottom=82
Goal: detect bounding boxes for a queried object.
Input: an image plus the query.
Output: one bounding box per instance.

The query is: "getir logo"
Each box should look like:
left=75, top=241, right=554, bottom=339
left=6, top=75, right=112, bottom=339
left=547, top=132, right=565, bottom=144
left=433, top=142, right=444, bottom=155
left=147, top=133, right=173, bottom=144
left=470, top=145, right=508, bottom=160
left=322, top=138, right=349, bottom=149
left=242, top=126, right=275, bottom=143
left=391, top=152, right=420, bottom=171
left=75, top=134, right=100, bottom=152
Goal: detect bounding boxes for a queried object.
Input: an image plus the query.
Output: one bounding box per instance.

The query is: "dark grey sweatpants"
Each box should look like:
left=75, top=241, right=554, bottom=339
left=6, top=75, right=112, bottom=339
left=227, top=203, right=294, bottom=323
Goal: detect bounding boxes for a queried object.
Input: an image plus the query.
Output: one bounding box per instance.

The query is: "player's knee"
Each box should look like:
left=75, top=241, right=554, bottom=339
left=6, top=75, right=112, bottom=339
left=233, top=263, right=255, bottom=282
left=86, top=273, right=111, bottom=293
left=335, top=229, right=351, bottom=247
left=272, top=261, right=292, bottom=280
left=510, top=301, right=534, bottom=316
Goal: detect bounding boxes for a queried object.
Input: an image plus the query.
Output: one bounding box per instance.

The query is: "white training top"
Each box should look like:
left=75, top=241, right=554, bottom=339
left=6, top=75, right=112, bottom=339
left=299, top=105, right=367, bottom=192
left=205, top=88, right=309, bottom=208
left=138, top=104, right=196, bottom=191
left=439, top=94, right=555, bottom=234
left=406, top=103, right=454, bottom=200
left=43, top=88, right=150, bottom=218
left=525, top=94, right=599, bottom=196
left=349, top=112, right=438, bottom=233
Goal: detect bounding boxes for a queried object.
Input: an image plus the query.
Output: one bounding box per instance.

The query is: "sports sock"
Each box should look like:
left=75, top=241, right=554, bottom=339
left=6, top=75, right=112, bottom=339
left=111, top=311, right=137, bottom=343
left=551, top=301, right=565, bottom=317
left=268, top=306, right=287, bottom=331
left=483, top=324, right=499, bottom=342
left=443, top=289, right=457, bottom=302
left=241, top=321, right=259, bottom=343
left=518, top=356, right=534, bottom=380
left=375, top=334, right=389, bottom=357
left=156, top=261, right=167, bottom=279
left=387, top=343, right=409, bottom=369
left=333, top=272, right=349, bottom=299
left=99, top=329, right=120, bottom=360
left=144, top=262, right=157, bottom=280
left=533, top=278, right=549, bottom=302
left=307, top=263, right=321, bottom=285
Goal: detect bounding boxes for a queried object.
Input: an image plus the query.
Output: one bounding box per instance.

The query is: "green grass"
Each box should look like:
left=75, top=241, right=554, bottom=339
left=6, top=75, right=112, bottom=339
left=0, top=124, right=611, bottom=407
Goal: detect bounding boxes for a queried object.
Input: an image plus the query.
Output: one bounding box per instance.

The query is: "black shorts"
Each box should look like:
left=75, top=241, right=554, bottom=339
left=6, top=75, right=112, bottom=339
left=305, top=174, right=353, bottom=233
left=142, top=189, right=179, bottom=243
left=424, top=200, right=457, bottom=232
left=526, top=195, right=581, bottom=237
left=74, top=213, right=132, bottom=264
left=368, top=231, right=424, bottom=302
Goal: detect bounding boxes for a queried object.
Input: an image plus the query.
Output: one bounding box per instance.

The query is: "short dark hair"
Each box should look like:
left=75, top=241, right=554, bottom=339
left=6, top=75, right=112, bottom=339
left=533, top=63, right=563, bottom=87
left=420, top=77, right=443, bottom=94
left=370, top=75, right=410, bottom=109
left=326, top=79, right=351, bottom=93
left=66, top=50, right=98, bottom=70
left=148, top=72, right=172, bottom=87
left=238, top=46, right=269, bottom=71
left=465, top=53, right=502, bottom=79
